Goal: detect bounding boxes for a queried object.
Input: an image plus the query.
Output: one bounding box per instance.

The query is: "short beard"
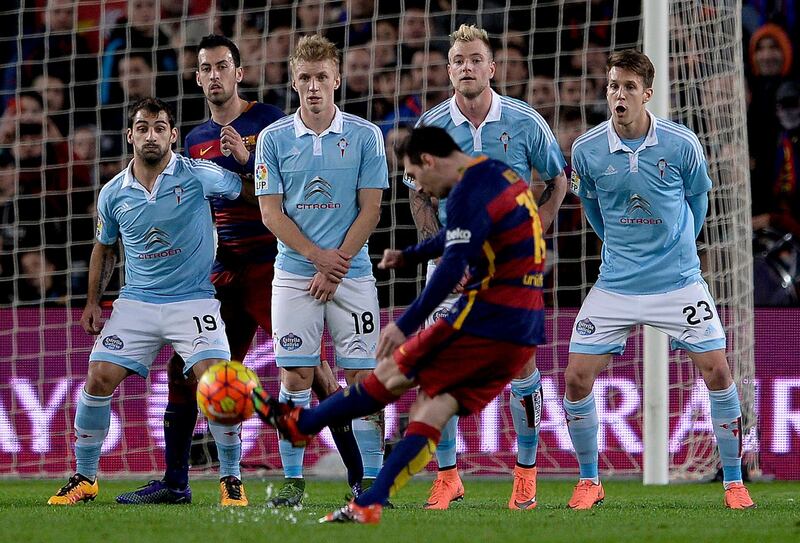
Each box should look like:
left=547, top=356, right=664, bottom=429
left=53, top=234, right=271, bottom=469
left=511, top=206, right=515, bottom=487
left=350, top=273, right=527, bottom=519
left=458, top=83, right=487, bottom=100
left=140, top=148, right=166, bottom=165
left=207, top=90, right=232, bottom=106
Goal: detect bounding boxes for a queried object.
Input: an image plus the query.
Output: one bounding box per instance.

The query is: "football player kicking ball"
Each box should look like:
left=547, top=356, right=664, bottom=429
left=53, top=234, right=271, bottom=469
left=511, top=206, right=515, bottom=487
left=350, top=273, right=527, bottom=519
left=48, top=98, right=246, bottom=505
left=115, top=34, right=363, bottom=508
left=565, top=49, right=755, bottom=510
left=253, top=125, right=548, bottom=524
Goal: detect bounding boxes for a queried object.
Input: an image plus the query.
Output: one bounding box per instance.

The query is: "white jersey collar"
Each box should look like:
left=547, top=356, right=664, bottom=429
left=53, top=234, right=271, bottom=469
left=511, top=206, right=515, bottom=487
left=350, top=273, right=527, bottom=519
left=293, top=106, right=344, bottom=138
left=122, top=151, right=177, bottom=190
left=449, top=88, right=502, bottom=127
left=606, top=109, right=659, bottom=153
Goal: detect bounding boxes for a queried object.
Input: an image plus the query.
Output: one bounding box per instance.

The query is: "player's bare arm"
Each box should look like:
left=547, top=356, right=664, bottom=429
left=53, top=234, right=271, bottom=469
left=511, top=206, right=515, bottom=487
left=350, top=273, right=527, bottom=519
left=259, top=193, right=351, bottom=280
left=338, top=188, right=383, bottom=257
left=81, top=241, right=117, bottom=335
left=220, top=125, right=249, bottom=165
left=536, top=171, right=568, bottom=232
left=409, top=189, right=441, bottom=241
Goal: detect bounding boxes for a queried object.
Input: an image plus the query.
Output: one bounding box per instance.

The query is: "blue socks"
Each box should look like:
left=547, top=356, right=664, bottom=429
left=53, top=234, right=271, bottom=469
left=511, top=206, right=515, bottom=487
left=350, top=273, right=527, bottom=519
left=435, top=416, right=459, bottom=468
left=278, top=386, right=311, bottom=478
left=74, top=388, right=112, bottom=480
left=163, top=401, right=197, bottom=489
left=329, top=419, right=364, bottom=488
left=206, top=419, right=242, bottom=479
left=709, top=383, right=743, bottom=485
left=510, top=369, right=542, bottom=467
left=563, top=392, right=599, bottom=481
left=353, top=411, right=385, bottom=479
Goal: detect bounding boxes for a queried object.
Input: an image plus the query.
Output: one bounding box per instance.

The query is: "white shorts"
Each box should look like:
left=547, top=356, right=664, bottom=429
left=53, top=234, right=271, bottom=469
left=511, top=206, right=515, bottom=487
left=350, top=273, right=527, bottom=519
left=271, top=268, right=380, bottom=369
left=569, top=280, right=727, bottom=355
left=90, top=298, right=231, bottom=377
left=423, top=260, right=460, bottom=327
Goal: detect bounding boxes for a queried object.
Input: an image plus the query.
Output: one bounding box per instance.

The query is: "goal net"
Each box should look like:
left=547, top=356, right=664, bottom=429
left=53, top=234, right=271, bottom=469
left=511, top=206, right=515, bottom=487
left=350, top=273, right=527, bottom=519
left=0, top=0, right=755, bottom=481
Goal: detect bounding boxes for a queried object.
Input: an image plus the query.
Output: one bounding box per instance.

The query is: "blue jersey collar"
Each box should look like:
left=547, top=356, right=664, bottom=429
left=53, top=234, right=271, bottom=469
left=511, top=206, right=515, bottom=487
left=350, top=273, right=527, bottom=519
left=606, top=109, right=659, bottom=153
left=293, top=106, right=344, bottom=138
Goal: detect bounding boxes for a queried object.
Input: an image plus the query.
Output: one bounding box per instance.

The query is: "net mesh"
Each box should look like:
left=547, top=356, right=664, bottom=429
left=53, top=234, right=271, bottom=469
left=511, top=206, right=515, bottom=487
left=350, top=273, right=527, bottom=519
left=0, top=0, right=755, bottom=480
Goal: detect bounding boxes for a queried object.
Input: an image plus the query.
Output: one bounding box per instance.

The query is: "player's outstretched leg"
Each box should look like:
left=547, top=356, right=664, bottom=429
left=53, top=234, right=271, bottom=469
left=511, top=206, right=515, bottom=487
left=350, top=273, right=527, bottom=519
left=322, top=421, right=441, bottom=524
left=117, top=353, right=194, bottom=505
left=424, top=415, right=463, bottom=510
left=508, top=366, right=542, bottom=510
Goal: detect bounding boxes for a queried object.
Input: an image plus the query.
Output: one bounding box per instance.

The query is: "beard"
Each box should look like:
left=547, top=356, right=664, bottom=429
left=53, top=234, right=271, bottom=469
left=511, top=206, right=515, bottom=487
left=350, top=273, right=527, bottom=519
left=139, top=145, right=167, bottom=165
left=207, top=87, right=233, bottom=106
left=457, top=81, right=487, bottom=100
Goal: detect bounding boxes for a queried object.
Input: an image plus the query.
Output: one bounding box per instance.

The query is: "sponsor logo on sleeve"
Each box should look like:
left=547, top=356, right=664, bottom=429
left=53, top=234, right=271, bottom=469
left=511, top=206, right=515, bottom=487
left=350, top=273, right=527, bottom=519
left=279, top=333, right=302, bottom=351
left=102, top=335, right=124, bottom=350
left=255, top=164, right=268, bottom=192
left=570, top=170, right=581, bottom=194
left=95, top=217, right=103, bottom=239
left=445, top=228, right=472, bottom=247
left=576, top=318, right=596, bottom=336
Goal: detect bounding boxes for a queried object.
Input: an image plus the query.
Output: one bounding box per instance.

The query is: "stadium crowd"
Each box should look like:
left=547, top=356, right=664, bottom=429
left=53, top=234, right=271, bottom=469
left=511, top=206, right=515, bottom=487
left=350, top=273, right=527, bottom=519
left=0, top=0, right=797, bottom=307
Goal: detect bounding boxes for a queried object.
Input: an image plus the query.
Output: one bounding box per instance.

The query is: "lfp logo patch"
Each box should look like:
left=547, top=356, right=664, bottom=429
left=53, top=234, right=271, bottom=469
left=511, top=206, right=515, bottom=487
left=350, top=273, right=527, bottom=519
left=575, top=318, right=596, bottom=336
left=255, top=164, right=268, bottom=191
left=280, top=333, right=302, bottom=351
left=102, top=335, right=124, bottom=350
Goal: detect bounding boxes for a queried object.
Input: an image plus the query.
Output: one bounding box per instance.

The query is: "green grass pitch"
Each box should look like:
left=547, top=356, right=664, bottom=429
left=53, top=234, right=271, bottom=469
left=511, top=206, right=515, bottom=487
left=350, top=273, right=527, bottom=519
left=1, top=479, right=798, bottom=543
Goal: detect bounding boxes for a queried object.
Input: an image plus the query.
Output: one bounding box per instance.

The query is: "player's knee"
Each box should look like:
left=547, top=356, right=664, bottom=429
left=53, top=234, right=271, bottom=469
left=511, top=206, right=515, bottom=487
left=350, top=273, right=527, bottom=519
left=281, top=366, right=315, bottom=389
left=564, top=364, right=593, bottom=400
left=85, top=362, right=125, bottom=396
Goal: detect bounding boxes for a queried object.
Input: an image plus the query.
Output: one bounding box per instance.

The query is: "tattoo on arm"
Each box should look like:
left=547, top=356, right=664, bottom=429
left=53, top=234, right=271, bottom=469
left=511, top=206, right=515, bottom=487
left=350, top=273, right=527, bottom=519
left=96, top=250, right=117, bottom=301
left=538, top=179, right=555, bottom=208
left=409, top=190, right=441, bottom=241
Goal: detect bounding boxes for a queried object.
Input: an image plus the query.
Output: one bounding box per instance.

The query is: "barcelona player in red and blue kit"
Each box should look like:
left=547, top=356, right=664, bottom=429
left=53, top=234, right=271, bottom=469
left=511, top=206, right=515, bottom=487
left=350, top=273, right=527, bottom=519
left=116, top=35, right=363, bottom=507
left=253, top=126, right=547, bottom=524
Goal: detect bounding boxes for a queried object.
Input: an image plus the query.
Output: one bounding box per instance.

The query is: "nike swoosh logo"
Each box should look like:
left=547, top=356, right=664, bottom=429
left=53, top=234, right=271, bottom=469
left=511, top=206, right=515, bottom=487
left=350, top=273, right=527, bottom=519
left=513, top=498, right=536, bottom=509
left=199, top=146, right=213, bottom=156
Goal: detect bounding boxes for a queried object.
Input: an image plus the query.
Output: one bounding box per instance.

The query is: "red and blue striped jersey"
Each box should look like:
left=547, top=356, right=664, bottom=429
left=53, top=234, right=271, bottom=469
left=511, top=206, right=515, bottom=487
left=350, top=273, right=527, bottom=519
left=184, top=101, right=285, bottom=271
left=398, top=157, right=547, bottom=345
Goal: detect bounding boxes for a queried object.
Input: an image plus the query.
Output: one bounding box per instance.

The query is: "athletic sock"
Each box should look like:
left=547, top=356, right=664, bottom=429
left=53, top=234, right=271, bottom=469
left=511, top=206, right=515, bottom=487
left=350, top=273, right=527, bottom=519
left=510, top=369, right=542, bottom=467
left=74, top=388, right=112, bottom=480
left=563, top=392, right=600, bottom=482
left=709, top=382, right=744, bottom=486
left=278, top=386, right=311, bottom=478
left=354, top=421, right=440, bottom=507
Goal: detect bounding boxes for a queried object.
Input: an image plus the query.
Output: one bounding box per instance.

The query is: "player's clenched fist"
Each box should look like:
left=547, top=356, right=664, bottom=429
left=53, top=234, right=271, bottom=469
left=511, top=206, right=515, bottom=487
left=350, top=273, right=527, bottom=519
left=80, top=303, right=104, bottom=335
left=378, top=249, right=405, bottom=270
left=220, top=125, right=249, bottom=165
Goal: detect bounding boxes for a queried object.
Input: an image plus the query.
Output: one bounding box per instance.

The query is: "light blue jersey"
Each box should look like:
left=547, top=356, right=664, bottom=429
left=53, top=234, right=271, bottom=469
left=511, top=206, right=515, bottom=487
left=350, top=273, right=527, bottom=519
left=415, top=89, right=565, bottom=226
left=254, top=107, right=389, bottom=278
left=571, top=110, right=712, bottom=294
left=96, top=152, right=242, bottom=303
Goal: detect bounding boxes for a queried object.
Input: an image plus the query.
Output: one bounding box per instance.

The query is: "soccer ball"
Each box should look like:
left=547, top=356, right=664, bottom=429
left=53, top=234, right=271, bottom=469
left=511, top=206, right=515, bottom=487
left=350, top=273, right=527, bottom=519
left=197, top=360, right=261, bottom=424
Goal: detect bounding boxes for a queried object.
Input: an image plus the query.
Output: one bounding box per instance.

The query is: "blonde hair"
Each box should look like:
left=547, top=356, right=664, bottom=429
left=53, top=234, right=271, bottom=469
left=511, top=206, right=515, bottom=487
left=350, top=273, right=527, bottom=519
left=289, top=34, right=340, bottom=74
left=449, top=24, right=493, bottom=57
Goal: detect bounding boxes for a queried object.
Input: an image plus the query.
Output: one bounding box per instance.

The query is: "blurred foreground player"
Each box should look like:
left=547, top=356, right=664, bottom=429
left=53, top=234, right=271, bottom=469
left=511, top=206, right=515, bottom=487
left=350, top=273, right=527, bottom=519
left=254, top=125, right=548, bottom=523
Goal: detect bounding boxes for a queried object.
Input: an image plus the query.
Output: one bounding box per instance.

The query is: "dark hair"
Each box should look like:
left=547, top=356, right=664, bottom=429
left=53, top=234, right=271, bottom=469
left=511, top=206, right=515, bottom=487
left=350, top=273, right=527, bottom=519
left=198, top=34, right=241, bottom=68
left=558, top=105, right=583, bottom=124
left=127, top=97, right=176, bottom=129
left=396, top=126, right=461, bottom=165
left=606, top=49, right=655, bottom=88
